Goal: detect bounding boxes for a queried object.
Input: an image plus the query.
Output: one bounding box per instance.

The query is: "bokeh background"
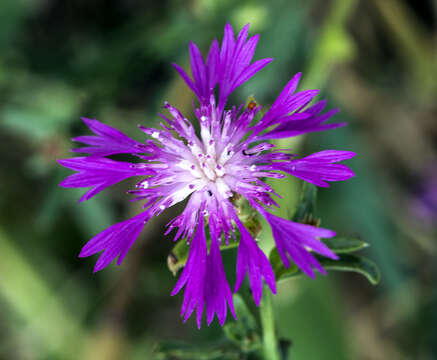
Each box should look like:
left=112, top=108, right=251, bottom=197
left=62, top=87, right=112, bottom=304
left=0, top=0, right=436, bottom=359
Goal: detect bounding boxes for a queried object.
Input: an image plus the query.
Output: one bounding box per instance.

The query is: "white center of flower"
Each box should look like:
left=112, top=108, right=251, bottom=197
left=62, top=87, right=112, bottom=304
left=176, top=126, right=235, bottom=198
left=188, top=144, right=227, bottom=182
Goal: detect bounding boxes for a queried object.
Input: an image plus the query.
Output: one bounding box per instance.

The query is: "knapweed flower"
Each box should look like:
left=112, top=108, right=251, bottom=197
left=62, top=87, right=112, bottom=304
left=59, top=23, right=355, bottom=328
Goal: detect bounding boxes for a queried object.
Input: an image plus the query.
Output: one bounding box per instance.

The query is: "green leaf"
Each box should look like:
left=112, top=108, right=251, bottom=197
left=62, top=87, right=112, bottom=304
left=270, top=248, right=380, bottom=285
left=322, top=236, right=369, bottom=253
left=269, top=247, right=299, bottom=280
left=223, top=294, right=261, bottom=353
left=315, top=254, right=380, bottom=285
left=292, top=182, right=318, bottom=223
left=232, top=194, right=262, bottom=237
left=154, top=341, right=242, bottom=360
left=278, top=339, right=292, bottom=360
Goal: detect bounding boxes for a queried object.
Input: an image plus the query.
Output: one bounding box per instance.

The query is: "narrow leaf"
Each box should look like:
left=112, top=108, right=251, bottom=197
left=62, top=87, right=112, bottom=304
left=322, top=236, right=369, bottom=253
left=154, top=340, right=242, bottom=360
left=270, top=247, right=380, bottom=285
left=316, top=254, right=380, bottom=285
left=222, top=294, right=261, bottom=353
left=269, top=247, right=299, bottom=280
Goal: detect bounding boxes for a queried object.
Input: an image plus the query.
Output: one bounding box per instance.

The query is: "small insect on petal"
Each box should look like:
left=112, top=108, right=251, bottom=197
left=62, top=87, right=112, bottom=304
left=247, top=100, right=257, bottom=110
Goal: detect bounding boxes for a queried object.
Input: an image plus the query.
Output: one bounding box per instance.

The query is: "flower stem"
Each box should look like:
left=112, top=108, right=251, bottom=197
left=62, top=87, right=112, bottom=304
left=260, top=287, right=280, bottom=360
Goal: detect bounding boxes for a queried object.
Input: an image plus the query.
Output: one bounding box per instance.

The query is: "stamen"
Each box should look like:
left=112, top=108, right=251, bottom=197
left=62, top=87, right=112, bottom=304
left=216, top=165, right=225, bottom=177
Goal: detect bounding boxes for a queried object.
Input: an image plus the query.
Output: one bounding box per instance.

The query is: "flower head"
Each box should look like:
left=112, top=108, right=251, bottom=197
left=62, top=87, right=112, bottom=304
left=59, top=23, right=355, bottom=327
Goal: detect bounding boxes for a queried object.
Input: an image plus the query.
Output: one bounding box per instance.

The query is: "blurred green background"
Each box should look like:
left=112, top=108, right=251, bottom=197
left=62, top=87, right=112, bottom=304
left=0, top=0, right=436, bottom=359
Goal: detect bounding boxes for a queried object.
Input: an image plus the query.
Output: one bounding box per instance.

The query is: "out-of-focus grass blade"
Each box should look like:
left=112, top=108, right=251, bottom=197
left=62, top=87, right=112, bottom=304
left=1, top=82, right=80, bottom=142
left=0, top=228, right=87, bottom=359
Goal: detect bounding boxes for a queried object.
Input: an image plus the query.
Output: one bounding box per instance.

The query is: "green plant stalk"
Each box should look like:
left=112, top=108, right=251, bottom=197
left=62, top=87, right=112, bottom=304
left=260, top=287, right=280, bottom=360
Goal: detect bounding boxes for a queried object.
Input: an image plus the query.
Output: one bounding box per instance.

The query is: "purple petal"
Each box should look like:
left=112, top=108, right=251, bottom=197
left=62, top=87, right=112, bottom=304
left=234, top=216, right=276, bottom=306
left=189, top=42, right=207, bottom=97
left=172, top=218, right=208, bottom=328
left=72, top=118, right=145, bottom=156
left=257, top=208, right=337, bottom=278
left=172, top=216, right=235, bottom=328
left=172, top=63, right=200, bottom=97
left=231, top=58, right=273, bottom=91
left=258, top=106, right=345, bottom=139
left=216, top=24, right=272, bottom=111
left=304, top=150, right=357, bottom=162
left=258, top=122, right=347, bottom=140
left=206, top=40, right=220, bottom=90
left=272, top=151, right=356, bottom=187
left=58, top=157, right=154, bottom=201
left=205, top=237, right=236, bottom=326
left=275, top=72, right=302, bottom=105
left=79, top=211, right=149, bottom=272
left=220, top=23, right=236, bottom=66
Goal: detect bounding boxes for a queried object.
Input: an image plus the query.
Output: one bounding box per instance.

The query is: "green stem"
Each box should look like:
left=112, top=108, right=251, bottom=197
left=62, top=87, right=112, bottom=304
left=260, top=287, right=280, bottom=360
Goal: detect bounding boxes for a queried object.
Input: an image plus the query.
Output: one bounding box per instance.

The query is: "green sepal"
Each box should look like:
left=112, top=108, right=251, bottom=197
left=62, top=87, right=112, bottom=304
left=167, top=239, right=190, bottom=276
left=292, top=182, right=317, bottom=223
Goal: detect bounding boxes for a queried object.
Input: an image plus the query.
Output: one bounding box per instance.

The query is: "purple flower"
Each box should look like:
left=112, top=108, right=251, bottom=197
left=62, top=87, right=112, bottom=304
left=410, top=169, right=437, bottom=225
left=256, top=205, right=338, bottom=278
left=59, top=23, right=355, bottom=327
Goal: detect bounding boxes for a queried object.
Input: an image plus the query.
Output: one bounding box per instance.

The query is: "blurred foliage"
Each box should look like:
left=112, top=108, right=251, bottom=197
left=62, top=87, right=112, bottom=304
left=0, top=0, right=436, bottom=359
